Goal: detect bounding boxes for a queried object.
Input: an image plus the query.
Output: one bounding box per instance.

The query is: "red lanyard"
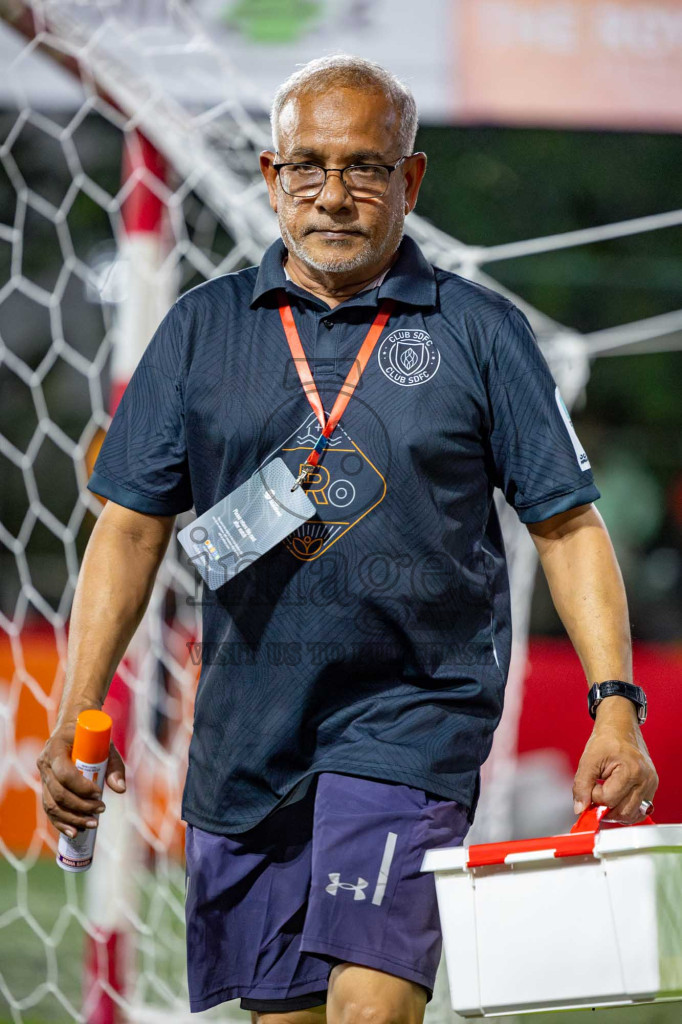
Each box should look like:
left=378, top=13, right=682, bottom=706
left=278, top=294, right=394, bottom=489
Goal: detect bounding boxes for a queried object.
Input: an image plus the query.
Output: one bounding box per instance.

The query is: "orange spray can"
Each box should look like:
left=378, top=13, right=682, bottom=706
left=56, top=709, right=112, bottom=872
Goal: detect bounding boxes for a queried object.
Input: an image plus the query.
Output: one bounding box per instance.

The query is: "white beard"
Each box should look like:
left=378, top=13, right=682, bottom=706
left=279, top=214, right=404, bottom=276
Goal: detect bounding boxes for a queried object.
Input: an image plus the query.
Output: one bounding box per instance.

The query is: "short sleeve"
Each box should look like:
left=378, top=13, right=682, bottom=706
left=87, top=306, right=193, bottom=515
left=486, top=306, right=600, bottom=523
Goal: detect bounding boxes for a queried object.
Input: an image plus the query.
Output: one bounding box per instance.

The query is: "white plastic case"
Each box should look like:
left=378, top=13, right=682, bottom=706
left=421, top=809, right=682, bottom=1017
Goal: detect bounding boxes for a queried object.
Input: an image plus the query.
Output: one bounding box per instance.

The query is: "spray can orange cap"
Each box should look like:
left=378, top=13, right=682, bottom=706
left=72, top=709, right=112, bottom=765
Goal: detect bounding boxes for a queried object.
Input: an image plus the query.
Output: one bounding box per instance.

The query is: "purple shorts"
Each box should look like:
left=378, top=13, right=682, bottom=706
left=184, top=772, right=469, bottom=1013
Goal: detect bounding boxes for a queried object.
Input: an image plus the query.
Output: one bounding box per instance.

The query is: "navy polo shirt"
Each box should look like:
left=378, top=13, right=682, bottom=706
left=88, top=235, right=600, bottom=834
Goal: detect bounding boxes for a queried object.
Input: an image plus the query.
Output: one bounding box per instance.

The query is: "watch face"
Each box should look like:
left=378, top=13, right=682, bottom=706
left=587, top=684, right=602, bottom=718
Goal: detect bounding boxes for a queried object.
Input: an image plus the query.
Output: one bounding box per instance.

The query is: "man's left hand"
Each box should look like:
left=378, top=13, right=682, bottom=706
left=572, top=696, right=658, bottom=823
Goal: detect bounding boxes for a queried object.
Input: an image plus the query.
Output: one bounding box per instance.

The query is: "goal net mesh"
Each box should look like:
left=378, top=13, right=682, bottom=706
left=1, top=2, right=679, bottom=1022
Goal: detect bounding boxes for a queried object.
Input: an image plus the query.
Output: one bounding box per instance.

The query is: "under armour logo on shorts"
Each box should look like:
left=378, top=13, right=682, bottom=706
left=325, top=873, right=369, bottom=900
left=323, top=830, right=399, bottom=906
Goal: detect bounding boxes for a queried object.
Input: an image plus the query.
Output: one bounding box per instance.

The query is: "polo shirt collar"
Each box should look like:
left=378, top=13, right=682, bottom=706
left=250, top=234, right=437, bottom=310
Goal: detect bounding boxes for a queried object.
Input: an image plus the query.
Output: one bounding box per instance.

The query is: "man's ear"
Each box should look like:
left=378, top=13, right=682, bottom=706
left=260, top=150, right=279, bottom=213
left=403, top=152, right=427, bottom=215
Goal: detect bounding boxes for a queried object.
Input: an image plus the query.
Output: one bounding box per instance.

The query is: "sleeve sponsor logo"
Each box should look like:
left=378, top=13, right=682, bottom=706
left=555, top=386, right=591, bottom=470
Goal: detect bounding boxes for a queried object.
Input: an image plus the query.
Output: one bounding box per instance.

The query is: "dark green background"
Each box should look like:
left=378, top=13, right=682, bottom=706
left=1, top=115, right=680, bottom=637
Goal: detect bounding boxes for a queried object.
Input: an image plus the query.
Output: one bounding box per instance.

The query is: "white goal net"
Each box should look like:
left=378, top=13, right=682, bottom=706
left=1, top=3, right=681, bottom=1023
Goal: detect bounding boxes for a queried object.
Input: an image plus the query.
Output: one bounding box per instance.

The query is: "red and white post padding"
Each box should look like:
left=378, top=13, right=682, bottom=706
left=83, top=130, right=175, bottom=1024
left=110, top=131, right=176, bottom=413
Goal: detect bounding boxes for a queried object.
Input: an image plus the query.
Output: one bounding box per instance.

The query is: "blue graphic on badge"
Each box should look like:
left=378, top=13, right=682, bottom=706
left=378, top=328, right=440, bottom=387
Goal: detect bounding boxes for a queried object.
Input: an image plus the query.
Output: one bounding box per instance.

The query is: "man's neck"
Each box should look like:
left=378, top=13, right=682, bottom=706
left=283, top=250, right=397, bottom=308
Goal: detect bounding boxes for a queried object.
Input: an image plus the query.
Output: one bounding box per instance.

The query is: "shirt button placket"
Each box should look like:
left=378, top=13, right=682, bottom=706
left=315, top=314, right=337, bottom=376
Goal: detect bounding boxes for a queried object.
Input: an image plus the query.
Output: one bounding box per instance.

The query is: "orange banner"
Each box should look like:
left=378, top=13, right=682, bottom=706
left=3, top=628, right=680, bottom=853
left=457, top=0, right=682, bottom=130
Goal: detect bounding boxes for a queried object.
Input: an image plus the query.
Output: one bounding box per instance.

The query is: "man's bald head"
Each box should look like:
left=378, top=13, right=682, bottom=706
left=270, top=55, right=418, bottom=155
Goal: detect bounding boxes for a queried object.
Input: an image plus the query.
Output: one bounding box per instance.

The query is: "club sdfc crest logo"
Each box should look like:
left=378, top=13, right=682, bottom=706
left=377, top=329, right=440, bottom=386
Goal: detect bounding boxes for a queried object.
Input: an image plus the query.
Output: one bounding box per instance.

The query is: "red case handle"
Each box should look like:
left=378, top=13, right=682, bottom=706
left=571, top=803, right=655, bottom=834
left=466, top=803, right=656, bottom=868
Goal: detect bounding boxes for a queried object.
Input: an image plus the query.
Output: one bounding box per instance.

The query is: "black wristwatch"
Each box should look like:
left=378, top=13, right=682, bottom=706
left=588, top=680, right=647, bottom=724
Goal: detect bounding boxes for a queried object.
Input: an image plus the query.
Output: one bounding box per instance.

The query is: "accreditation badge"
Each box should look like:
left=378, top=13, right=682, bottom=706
left=180, top=297, right=392, bottom=591
left=177, top=457, right=315, bottom=590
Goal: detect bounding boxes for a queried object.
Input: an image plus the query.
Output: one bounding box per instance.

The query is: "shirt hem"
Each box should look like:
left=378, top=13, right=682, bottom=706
left=517, top=482, right=600, bottom=524
left=182, top=761, right=478, bottom=836
left=87, top=470, right=192, bottom=516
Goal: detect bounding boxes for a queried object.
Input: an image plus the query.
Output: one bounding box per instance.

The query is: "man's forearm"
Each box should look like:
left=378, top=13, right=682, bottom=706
left=527, top=503, right=631, bottom=686
left=528, top=502, right=657, bottom=820
left=57, top=503, right=174, bottom=727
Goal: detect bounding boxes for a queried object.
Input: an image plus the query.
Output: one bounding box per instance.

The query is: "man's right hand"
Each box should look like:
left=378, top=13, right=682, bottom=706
left=36, top=500, right=172, bottom=840
left=37, top=722, right=126, bottom=839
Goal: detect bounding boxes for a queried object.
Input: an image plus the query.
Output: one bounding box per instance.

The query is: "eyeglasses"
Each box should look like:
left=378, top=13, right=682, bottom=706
left=273, top=156, right=410, bottom=199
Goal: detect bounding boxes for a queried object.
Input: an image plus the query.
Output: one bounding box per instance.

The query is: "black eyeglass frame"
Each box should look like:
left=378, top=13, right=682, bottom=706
left=272, top=155, right=411, bottom=198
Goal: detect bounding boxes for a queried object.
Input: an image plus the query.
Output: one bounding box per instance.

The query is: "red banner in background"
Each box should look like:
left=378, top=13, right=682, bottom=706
left=518, top=638, right=682, bottom=823
left=457, top=0, right=682, bottom=131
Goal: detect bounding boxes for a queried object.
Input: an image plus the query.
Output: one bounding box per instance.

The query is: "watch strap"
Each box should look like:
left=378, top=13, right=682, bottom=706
left=588, top=680, right=647, bottom=723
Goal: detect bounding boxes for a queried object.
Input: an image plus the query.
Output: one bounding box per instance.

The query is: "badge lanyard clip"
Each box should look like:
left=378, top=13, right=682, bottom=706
left=278, top=293, right=394, bottom=491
